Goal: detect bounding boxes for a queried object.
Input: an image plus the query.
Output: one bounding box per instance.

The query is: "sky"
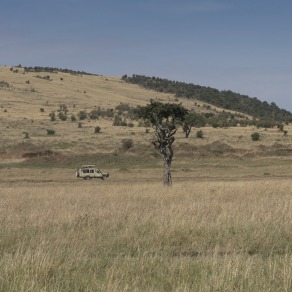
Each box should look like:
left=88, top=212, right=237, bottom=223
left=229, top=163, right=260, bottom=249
left=1, top=0, right=292, bottom=111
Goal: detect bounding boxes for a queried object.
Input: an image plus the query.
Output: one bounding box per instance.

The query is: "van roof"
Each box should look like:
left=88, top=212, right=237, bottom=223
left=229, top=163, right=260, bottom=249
left=81, top=165, right=95, bottom=168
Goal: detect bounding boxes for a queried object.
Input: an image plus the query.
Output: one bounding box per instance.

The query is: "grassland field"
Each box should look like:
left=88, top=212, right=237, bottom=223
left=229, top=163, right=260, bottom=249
left=0, top=66, right=292, bottom=291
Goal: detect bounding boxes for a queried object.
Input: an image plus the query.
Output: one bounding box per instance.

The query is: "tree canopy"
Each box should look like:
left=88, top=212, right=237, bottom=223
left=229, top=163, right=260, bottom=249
left=137, top=100, right=188, bottom=126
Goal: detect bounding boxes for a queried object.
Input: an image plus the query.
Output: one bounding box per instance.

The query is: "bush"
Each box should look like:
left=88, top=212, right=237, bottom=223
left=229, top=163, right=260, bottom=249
left=0, top=81, right=10, bottom=88
left=71, top=115, right=76, bottom=122
left=47, top=129, right=55, bottom=136
left=23, top=132, right=29, bottom=139
left=115, top=103, right=131, bottom=112
left=89, top=109, right=100, bottom=120
left=49, top=112, right=56, bottom=121
left=113, top=115, right=122, bottom=126
left=251, top=132, right=260, bottom=141
left=78, top=111, right=87, bottom=120
left=58, top=112, right=67, bottom=121
left=196, top=130, right=204, bottom=139
left=94, top=126, right=101, bottom=133
left=121, top=138, right=134, bottom=150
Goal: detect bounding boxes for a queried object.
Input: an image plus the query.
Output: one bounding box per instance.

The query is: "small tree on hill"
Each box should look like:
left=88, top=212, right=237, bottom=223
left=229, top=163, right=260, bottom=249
left=183, top=112, right=206, bottom=138
left=138, top=101, right=188, bottom=186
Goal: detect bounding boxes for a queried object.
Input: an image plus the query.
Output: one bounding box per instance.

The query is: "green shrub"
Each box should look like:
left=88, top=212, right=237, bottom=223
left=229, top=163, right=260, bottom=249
left=49, top=112, right=56, bottom=121
left=23, top=132, right=29, bottom=139
left=113, top=115, right=122, bottom=126
left=78, top=111, right=87, bottom=120
left=94, top=126, right=101, bottom=133
left=71, top=115, right=76, bottom=122
left=251, top=132, right=260, bottom=141
left=58, top=112, right=67, bottom=121
left=115, top=103, right=131, bottom=112
left=47, top=129, right=55, bottom=136
left=121, top=138, right=134, bottom=150
left=89, top=109, right=100, bottom=120
left=0, top=81, right=10, bottom=88
left=196, top=130, right=204, bottom=139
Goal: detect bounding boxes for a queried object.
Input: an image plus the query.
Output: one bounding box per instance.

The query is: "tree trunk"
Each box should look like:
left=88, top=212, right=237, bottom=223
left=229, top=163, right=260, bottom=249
left=162, top=154, right=172, bottom=186
left=183, top=125, right=191, bottom=138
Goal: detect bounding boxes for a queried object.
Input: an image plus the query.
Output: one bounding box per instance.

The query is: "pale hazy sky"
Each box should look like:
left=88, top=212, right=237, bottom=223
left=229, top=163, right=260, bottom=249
left=1, top=0, right=292, bottom=111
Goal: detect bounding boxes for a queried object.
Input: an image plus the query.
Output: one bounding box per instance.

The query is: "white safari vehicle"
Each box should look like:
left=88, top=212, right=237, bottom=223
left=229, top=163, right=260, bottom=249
left=76, top=165, right=109, bottom=180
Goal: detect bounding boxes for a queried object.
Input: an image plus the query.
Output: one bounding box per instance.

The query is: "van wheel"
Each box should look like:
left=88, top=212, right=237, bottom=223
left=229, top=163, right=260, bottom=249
left=84, top=176, right=91, bottom=180
left=102, top=176, right=107, bottom=180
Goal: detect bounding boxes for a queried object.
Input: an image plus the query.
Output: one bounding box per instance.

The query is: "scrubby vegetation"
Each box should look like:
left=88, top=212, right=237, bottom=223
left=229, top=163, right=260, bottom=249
left=0, top=80, right=10, bottom=88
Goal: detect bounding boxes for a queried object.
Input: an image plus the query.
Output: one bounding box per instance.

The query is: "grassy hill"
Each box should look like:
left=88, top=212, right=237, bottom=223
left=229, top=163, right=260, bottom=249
left=0, top=65, right=292, bottom=170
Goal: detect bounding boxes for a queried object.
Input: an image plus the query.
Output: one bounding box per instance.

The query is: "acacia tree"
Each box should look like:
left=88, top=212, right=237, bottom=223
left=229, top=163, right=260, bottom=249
left=183, top=112, right=206, bottom=138
left=138, top=101, right=188, bottom=186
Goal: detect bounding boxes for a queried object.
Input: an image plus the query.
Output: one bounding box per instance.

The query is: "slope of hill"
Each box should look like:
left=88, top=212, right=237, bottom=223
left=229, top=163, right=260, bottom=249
left=1, top=65, right=292, bottom=169
left=122, top=74, right=292, bottom=122
left=0, top=65, right=196, bottom=161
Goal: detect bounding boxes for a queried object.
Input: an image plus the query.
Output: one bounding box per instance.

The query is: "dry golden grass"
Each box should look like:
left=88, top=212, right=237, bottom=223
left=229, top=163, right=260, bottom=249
left=0, top=180, right=291, bottom=291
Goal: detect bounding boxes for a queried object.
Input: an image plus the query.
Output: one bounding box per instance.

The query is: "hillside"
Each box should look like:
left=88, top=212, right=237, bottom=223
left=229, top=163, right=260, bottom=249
left=122, top=74, right=292, bottom=122
left=1, top=65, right=292, bottom=169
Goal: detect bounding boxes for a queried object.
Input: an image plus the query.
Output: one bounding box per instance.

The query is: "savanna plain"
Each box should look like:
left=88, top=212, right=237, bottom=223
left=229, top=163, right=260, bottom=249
left=0, top=66, right=292, bottom=291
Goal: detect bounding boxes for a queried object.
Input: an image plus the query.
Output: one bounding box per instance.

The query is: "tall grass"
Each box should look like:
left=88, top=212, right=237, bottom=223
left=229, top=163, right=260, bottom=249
left=0, top=180, right=291, bottom=291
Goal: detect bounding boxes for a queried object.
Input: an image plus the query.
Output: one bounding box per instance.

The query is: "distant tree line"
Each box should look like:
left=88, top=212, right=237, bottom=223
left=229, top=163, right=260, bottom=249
left=24, top=66, right=99, bottom=76
left=122, top=74, right=292, bottom=122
